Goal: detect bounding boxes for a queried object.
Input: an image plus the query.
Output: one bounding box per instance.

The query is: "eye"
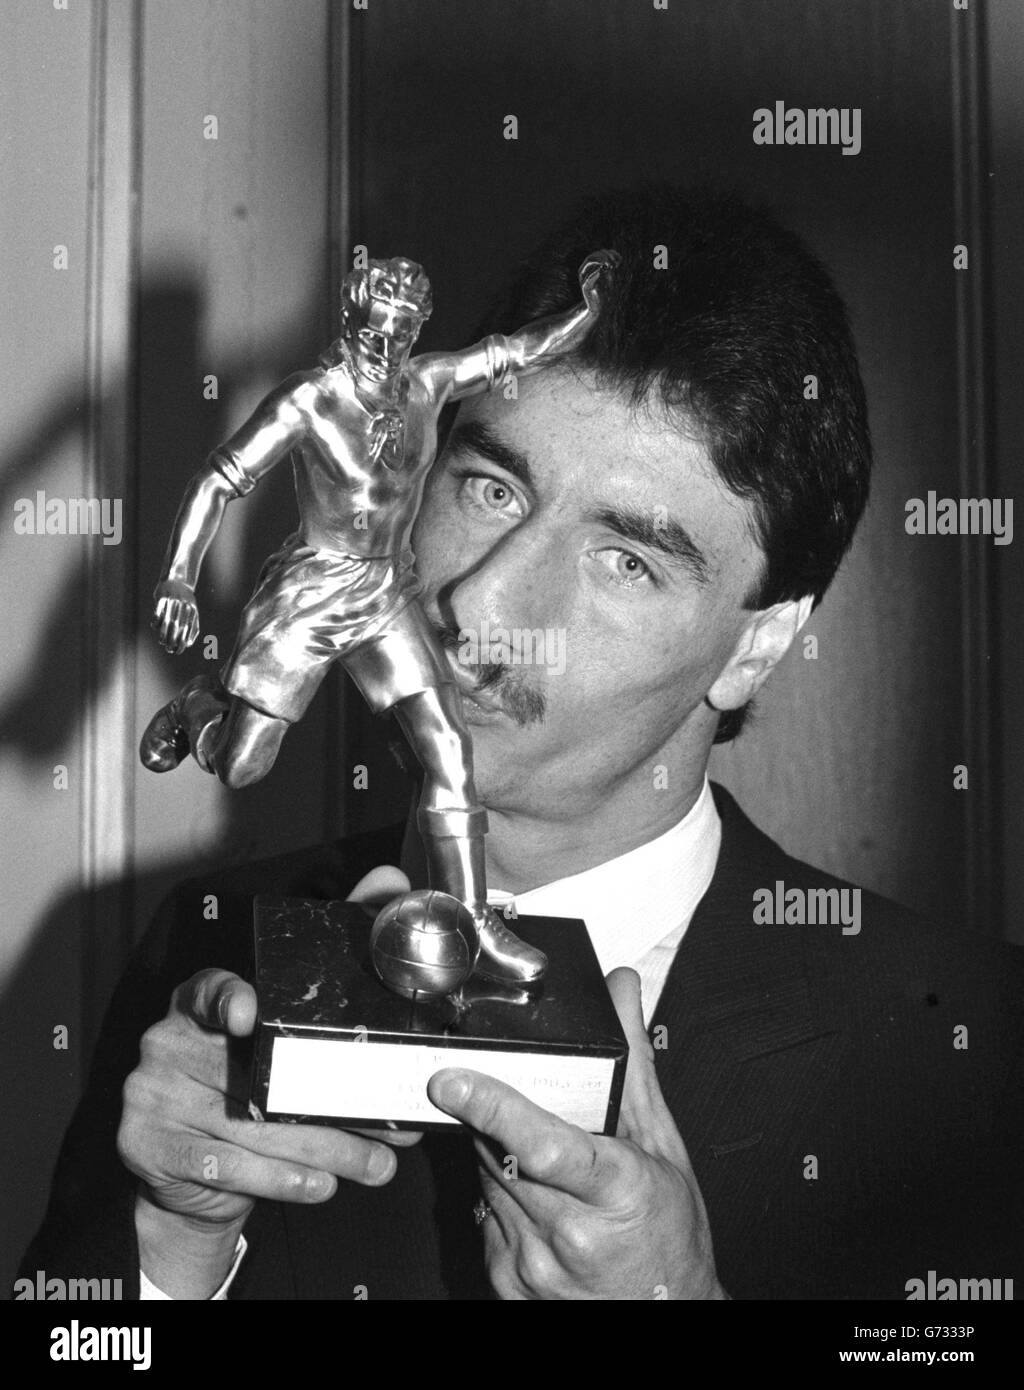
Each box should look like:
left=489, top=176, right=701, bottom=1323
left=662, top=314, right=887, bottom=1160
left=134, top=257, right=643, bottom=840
left=454, top=472, right=525, bottom=521
left=593, top=548, right=654, bottom=588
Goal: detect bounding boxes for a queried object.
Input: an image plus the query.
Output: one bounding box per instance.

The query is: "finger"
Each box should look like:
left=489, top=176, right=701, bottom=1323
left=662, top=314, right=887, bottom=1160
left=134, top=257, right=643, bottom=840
left=470, top=1132, right=568, bottom=1227
left=145, top=1132, right=367, bottom=1204
left=428, top=1069, right=603, bottom=1201
left=213, top=1109, right=399, bottom=1187
left=475, top=1162, right=530, bottom=1262
left=606, top=968, right=689, bottom=1166
left=579, top=248, right=619, bottom=281
left=126, top=1056, right=400, bottom=1189
left=192, top=1148, right=340, bottom=1204
left=346, top=865, right=411, bottom=910
left=174, top=977, right=413, bottom=1166
left=606, top=967, right=648, bottom=1053
left=348, top=1127, right=423, bottom=1147
left=174, top=969, right=257, bottom=1038
left=163, top=602, right=183, bottom=651
left=346, top=864, right=412, bottom=905
left=476, top=1165, right=567, bottom=1300
left=172, top=601, right=192, bottom=650
left=477, top=1164, right=524, bottom=1250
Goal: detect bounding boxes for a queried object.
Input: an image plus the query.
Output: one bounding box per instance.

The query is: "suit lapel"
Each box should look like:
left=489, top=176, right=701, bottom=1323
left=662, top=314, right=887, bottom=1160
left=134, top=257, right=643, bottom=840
left=651, top=785, right=844, bottom=1271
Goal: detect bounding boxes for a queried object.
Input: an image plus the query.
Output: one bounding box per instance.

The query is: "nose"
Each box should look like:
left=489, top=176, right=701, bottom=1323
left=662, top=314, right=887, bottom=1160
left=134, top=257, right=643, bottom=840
left=439, top=521, right=567, bottom=653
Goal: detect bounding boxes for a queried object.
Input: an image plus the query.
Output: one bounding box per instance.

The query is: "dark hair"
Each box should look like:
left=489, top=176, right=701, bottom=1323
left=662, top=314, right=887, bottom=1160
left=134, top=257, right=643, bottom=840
left=477, top=185, right=872, bottom=741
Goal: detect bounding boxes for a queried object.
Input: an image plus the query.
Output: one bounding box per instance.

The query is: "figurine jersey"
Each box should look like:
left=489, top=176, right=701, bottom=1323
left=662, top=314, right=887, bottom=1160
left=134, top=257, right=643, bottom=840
left=140, top=252, right=616, bottom=984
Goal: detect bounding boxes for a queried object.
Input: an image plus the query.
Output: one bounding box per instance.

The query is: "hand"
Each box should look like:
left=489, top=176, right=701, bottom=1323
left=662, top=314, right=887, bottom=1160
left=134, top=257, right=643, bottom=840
left=578, top=248, right=620, bottom=314
left=152, top=579, right=200, bottom=654
left=118, top=970, right=406, bottom=1230
left=428, top=967, right=727, bottom=1300
left=119, top=866, right=421, bottom=1295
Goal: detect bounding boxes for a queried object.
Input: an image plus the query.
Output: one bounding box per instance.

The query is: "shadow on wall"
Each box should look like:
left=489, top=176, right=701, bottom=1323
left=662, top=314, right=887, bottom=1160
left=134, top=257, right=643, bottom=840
left=1, top=272, right=316, bottom=763
left=0, top=266, right=411, bottom=1295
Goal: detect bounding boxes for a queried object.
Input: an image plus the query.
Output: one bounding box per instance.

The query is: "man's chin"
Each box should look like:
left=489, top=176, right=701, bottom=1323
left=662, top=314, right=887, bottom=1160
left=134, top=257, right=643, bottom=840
left=462, top=719, right=522, bottom=791
left=466, top=722, right=573, bottom=812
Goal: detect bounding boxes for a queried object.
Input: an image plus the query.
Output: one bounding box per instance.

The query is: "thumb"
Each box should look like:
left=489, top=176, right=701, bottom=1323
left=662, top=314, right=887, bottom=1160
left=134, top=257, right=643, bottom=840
left=178, top=969, right=257, bottom=1038
left=606, top=967, right=650, bottom=1057
left=346, top=865, right=412, bottom=911
left=605, top=967, right=688, bottom=1167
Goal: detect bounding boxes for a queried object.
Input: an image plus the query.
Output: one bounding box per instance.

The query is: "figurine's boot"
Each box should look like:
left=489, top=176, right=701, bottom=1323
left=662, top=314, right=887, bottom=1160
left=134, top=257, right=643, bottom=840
left=417, top=806, right=547, bottom=986
left=139, top=674, right=229, bottom=774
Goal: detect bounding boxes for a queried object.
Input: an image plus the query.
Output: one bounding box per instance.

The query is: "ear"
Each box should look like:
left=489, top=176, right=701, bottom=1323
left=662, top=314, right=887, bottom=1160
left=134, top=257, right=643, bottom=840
left=706, top=595, right=814, bottom=712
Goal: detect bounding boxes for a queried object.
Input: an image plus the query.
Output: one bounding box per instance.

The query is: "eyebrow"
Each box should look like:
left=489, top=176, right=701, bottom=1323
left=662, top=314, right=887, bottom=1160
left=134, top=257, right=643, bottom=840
left=586, top=503, right=713, bottom=585
left=446, top=420, right=535, bottom=491
left=447, top=420, right=712, bottom=585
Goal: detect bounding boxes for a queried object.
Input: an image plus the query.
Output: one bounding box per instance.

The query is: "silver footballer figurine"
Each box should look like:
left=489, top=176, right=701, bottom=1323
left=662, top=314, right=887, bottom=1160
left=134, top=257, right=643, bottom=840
left=140, top=248, right=616, bottom=994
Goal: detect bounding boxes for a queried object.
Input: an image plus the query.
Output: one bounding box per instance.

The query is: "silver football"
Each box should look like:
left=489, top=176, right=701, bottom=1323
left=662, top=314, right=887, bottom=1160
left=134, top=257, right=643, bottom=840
left=370, top=889, right=480, bottom=999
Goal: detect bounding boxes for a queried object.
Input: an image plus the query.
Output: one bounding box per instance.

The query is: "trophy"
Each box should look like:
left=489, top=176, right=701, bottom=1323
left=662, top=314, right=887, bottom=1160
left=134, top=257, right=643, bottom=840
left=141, top=251, right=628, bottom=1133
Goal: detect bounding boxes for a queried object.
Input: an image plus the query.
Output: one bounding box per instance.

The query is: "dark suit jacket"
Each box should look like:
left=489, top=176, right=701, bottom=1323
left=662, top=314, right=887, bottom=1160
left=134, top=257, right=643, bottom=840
left=17, top=785, right=1024, bottom=1299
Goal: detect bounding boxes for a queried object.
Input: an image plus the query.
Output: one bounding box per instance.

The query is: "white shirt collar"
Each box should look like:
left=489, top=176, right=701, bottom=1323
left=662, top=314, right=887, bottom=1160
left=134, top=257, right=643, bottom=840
left=488, top=776, right=721, bottom=976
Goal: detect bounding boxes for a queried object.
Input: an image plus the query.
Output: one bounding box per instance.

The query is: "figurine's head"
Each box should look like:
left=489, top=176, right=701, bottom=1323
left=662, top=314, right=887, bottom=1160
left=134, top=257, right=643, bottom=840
left=341, top=257, right=432, bottom=384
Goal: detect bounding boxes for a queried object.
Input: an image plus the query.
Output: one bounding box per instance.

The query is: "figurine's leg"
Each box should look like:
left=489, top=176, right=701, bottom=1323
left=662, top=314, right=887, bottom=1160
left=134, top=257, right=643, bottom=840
left=392, top=684, right=547, bottom=985
left=202, top=699, right=289, bottom=789
left=140, top=673, right=288, bottom=788
left=140, top=674, right=228, bottom=773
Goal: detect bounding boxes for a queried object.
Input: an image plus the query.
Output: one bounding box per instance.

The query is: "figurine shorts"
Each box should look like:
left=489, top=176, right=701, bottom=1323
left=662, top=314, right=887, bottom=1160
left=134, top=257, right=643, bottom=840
left=222, top=533, right=452, bottom=723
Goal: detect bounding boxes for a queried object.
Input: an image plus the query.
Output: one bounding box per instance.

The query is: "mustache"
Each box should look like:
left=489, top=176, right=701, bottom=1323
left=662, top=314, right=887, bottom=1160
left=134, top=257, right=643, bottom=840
left=430, top=617, right=546, bottom=728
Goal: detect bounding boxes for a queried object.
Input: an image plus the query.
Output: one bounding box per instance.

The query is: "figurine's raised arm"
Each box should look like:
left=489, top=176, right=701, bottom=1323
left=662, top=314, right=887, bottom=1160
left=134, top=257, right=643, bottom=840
left=415, top=249, right=619, bottom=406
left=152, top=376, right=309, bottom=655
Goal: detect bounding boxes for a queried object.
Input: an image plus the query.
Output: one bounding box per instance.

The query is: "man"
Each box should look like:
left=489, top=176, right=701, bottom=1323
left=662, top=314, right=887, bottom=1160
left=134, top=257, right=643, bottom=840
left=140, top=251, right=615, bottom=985
left=18, top=185, right=1023, bottom=1301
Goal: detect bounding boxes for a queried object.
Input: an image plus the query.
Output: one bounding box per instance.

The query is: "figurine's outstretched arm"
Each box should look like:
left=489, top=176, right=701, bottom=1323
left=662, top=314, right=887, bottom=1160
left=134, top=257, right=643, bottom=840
left=416, top=249, right=619, bottom=406
left=152, top=378, right=308, bottom=655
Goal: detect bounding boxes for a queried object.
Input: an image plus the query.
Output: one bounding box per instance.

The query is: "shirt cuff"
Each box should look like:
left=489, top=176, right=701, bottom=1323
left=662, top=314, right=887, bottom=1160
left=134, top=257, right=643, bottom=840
left=139, top=1233, right=248, bottom=1301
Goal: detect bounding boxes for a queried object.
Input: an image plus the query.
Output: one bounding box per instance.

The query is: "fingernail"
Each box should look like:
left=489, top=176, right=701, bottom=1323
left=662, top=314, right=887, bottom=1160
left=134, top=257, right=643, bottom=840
left=305, top=1171, right=334, bottom=1200
left=435, top=1073, right=470, bottom=1108
left=367, top=1147, right=395, bottom=1184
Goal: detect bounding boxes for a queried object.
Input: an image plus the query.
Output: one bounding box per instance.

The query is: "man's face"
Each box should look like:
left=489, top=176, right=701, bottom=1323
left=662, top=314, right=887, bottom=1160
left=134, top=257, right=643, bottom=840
left=411, top=368, right=768, bottom=827
left=352, top=300, right=421, bottom=383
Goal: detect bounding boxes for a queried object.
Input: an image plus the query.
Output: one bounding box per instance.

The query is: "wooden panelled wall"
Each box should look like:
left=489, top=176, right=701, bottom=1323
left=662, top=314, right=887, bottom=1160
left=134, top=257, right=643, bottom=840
left=1, top=0, right=1018, bottom=1293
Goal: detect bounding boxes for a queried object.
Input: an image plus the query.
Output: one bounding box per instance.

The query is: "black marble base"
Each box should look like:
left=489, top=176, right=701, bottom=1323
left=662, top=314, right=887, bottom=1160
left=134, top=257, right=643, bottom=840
left=250, top=896, right=628, bottom=1134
